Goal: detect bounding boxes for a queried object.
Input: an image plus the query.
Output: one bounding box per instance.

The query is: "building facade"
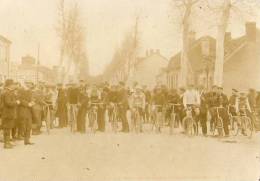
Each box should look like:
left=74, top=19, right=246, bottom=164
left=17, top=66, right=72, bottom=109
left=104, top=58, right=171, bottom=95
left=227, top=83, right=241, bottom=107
left=129, top=50, right=168, bottom=89
left=165, top=22, right=260, bottom=93
left=10, top=55, right=55, bottom=84
left=0, top=35, right=11, bottom=82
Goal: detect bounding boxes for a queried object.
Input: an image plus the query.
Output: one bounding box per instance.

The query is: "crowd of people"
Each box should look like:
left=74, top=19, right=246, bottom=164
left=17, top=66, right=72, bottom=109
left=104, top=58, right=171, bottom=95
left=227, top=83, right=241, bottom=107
left=0, top=78, right=260, bottom=149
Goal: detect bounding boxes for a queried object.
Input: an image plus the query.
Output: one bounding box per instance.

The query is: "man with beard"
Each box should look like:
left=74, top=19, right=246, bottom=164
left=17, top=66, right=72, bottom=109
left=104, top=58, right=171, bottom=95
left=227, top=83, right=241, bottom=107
left=18, top=82, right=35, bottom=145
left=1, top=79, right=19, bottom=149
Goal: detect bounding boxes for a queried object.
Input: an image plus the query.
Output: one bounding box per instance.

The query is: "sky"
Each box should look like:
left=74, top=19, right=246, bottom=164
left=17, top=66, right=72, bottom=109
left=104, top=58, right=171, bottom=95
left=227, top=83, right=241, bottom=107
left=0, top=0, right=260, bottom=75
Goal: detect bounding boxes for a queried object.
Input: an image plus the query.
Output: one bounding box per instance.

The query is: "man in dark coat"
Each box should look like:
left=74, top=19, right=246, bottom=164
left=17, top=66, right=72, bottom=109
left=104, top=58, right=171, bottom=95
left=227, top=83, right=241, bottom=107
left=77, top=81, right=89, bottom=133
left=56, top=84, right=68, bottom=128
left=18, top=82, right=35, bottom=145
left=1, top=79, right=18, bottom=149
left=118, top=82, right=129, bottom=132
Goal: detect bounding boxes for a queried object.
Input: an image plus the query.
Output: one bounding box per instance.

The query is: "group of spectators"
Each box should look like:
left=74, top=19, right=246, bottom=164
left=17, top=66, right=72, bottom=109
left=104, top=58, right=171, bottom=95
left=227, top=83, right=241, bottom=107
left=0, top=78, right=260, bottom=149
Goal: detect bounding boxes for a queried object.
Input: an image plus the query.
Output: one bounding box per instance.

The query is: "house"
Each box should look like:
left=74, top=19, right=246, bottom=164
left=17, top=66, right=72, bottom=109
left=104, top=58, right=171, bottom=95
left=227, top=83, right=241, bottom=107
left=127, top=49, right=168, bottom=89
left=12, top=55, right=55, bottom=84
left=0, top=35, right=11, bottom=82
left=165, top=22, right=260, bottom=93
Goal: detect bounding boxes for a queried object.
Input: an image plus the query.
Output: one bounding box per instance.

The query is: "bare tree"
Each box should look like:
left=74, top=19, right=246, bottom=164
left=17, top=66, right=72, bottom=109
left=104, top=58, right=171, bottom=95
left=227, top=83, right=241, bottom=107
left=56, top=0, right=88, bottom=82
left=207, top=0, right=258, bottom=86
left=172, top=0, right=200, bottom=87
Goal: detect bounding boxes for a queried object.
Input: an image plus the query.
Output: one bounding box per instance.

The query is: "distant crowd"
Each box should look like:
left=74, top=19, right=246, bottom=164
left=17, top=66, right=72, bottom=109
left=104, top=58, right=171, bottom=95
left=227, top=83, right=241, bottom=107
left=0, top=79, right=260, bottom=149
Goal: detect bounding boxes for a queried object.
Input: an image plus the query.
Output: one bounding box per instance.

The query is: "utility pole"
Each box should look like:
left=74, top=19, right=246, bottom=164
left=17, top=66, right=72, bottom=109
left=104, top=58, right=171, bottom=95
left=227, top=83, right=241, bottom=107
left=36, top=43, right=40, bottom=84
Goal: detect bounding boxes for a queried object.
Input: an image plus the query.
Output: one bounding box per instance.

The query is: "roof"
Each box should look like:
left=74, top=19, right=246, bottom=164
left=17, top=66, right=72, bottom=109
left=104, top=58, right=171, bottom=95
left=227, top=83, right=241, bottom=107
left=135, top=52, right=168, bottom=68
left=0, top=35, right=12, bottom=44
left=167, top=27, right=259, bottom=73
left=168, top=36, right=216, bottom=72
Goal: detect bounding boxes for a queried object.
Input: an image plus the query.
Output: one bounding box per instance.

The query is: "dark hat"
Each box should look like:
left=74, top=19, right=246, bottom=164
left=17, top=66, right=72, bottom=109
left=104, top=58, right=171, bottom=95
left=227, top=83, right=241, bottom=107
left=5, top=79, right=14, bottom=87
left=232, top=88, right=238, bottom=92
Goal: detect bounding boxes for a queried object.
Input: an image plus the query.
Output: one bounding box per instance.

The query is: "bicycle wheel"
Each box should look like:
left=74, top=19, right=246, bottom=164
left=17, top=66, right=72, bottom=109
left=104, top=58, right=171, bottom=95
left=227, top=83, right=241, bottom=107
left=183, top=117, right=193, bottom=136
left=136, top=111, right=141, bottom=133
left=243, top=116, right=253, bottom=138
left=230, top=116, right=239, bottom=136
left=215, top=117, right=224, bottom=137
left=169, top=113, right=175, bottom=135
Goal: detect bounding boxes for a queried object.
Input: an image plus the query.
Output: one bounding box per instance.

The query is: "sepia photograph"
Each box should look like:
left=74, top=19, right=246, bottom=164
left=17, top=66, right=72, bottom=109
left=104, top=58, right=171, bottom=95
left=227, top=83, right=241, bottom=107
left=0, top=0, right=260, bottom=181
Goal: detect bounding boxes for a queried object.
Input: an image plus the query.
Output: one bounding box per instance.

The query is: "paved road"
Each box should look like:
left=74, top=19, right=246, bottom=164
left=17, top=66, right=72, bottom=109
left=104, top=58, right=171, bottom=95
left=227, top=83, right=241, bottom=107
left=0, top=127, right=260, bottom=181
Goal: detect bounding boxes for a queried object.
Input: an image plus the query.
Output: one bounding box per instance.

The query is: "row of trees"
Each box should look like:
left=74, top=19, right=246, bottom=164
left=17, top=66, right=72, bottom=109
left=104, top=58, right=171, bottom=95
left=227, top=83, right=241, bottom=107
left=56, top=0, right=89, bottom=83
left=174, top=0, right=258, bottom=87
left=103, top=17, right=140, bottom=83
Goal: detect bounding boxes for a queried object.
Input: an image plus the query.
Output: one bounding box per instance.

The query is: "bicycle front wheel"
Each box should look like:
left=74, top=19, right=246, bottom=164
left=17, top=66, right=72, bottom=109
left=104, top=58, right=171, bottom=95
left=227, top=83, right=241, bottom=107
left=243, top=116, right=253, bottom=138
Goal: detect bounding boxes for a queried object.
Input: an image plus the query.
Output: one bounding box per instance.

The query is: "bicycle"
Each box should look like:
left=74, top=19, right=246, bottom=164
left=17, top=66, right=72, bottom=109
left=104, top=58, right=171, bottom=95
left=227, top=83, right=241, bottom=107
left=211, top=107, right=225, bottom=137
left=228, top=105, right=240, bottom=136
left=88, top=102, right=103, bottom=133
left=182, top=106, right=198, bottom=136
left=151, top=105, right=164, bottom=133
left=234, top=107, right=254, bottom=138
left=110, top=103, right=120, bottom=133
left=68, top=104, right=78, bottom=133
left=131, top=105, right=143, bottom=133
left=168, top=103, right=180, bottom=135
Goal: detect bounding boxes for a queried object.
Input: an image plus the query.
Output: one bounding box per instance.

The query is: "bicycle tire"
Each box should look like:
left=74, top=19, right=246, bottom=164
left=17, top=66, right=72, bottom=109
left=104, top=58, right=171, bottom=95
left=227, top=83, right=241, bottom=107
left=243, top=116, right=253, bottom=138
left=169, top=113, right=175, bottom=135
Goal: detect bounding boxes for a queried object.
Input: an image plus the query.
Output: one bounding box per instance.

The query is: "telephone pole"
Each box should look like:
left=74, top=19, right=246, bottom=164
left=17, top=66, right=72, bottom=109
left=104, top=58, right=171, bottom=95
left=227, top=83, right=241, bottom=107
left=36, top=43, right=40, bottom=84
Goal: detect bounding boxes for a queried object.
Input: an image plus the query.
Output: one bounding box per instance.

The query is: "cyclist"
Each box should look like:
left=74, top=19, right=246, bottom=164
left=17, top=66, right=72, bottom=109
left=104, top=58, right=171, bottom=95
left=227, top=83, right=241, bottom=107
left=235, top=91, right=254, bottom=136
left=198, top=86, right=208, bottom=136
left=142, top=85, right=152, bottom=123
left=151, top=85, right=166, bottom=133
left=106, top=85, right=119, bottom=124
left=130, top=86, right=146, bottom=132
left=67, top=82, right=80, bottom=132
left=166, top=89, right=181, bottom=127
left=229, top=89, right=239, bottom=116
left=182, top=85, right=200, bottom=131
left=88, top=84, right=103, bottom=131
left=210, top=86, right=229, bottom=136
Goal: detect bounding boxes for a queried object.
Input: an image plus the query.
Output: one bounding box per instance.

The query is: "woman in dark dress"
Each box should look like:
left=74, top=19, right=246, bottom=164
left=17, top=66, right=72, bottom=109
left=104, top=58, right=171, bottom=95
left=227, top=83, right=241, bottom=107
left=56, top=84, right=68, bottom=128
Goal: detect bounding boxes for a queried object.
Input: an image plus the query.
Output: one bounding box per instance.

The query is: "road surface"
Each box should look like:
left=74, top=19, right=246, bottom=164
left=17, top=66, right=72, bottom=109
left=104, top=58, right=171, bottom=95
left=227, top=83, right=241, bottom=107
left=1, top=127, right=260, bottom=181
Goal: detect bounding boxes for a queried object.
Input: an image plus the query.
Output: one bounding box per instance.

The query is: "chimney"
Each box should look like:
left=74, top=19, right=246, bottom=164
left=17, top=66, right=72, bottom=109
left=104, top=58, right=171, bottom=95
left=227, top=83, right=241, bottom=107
left=245, top=22, right=256, bottom=42
left=224, top=32, right=232, bottom=43
left=188, top=31, right=196, bottom=46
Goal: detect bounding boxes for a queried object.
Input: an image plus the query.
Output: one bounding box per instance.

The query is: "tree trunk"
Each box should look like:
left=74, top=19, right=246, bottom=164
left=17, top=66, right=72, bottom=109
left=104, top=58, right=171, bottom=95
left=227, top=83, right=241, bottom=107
left=180, top=0, right=192, bottom=88
left=214, top=0, right=231, bottom=86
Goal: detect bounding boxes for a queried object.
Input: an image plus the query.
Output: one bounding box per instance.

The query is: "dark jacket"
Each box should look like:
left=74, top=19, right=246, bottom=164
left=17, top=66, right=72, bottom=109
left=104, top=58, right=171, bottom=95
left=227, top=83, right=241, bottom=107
left=1, top=88, right=17, bottom=120
left=17, top=88, right=33, bottom=120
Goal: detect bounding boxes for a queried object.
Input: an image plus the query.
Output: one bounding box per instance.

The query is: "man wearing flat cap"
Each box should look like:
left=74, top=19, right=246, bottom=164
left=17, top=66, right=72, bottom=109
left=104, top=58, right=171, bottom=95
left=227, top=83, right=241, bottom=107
left=1, top=79, right=19, bottom=148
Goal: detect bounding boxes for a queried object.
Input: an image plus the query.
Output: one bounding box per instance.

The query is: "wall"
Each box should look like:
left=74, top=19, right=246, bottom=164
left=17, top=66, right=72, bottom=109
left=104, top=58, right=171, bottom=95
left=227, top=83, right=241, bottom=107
left=131, top=53, right=168, bottom=89
left=223, top=41, right=260, bottom=94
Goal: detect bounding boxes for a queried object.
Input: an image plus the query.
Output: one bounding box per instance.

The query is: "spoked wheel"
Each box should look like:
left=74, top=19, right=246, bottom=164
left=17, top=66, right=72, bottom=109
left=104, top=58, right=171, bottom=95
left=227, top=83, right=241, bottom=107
left=242, top=116, right=253, bottom=138
left=230, top=116, right=239, bottom=136
left=214, top=118, right=224, bottom=137
left=184, top=117, right=197, bottom=137
left=169, top=113, right=175, bottom=135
